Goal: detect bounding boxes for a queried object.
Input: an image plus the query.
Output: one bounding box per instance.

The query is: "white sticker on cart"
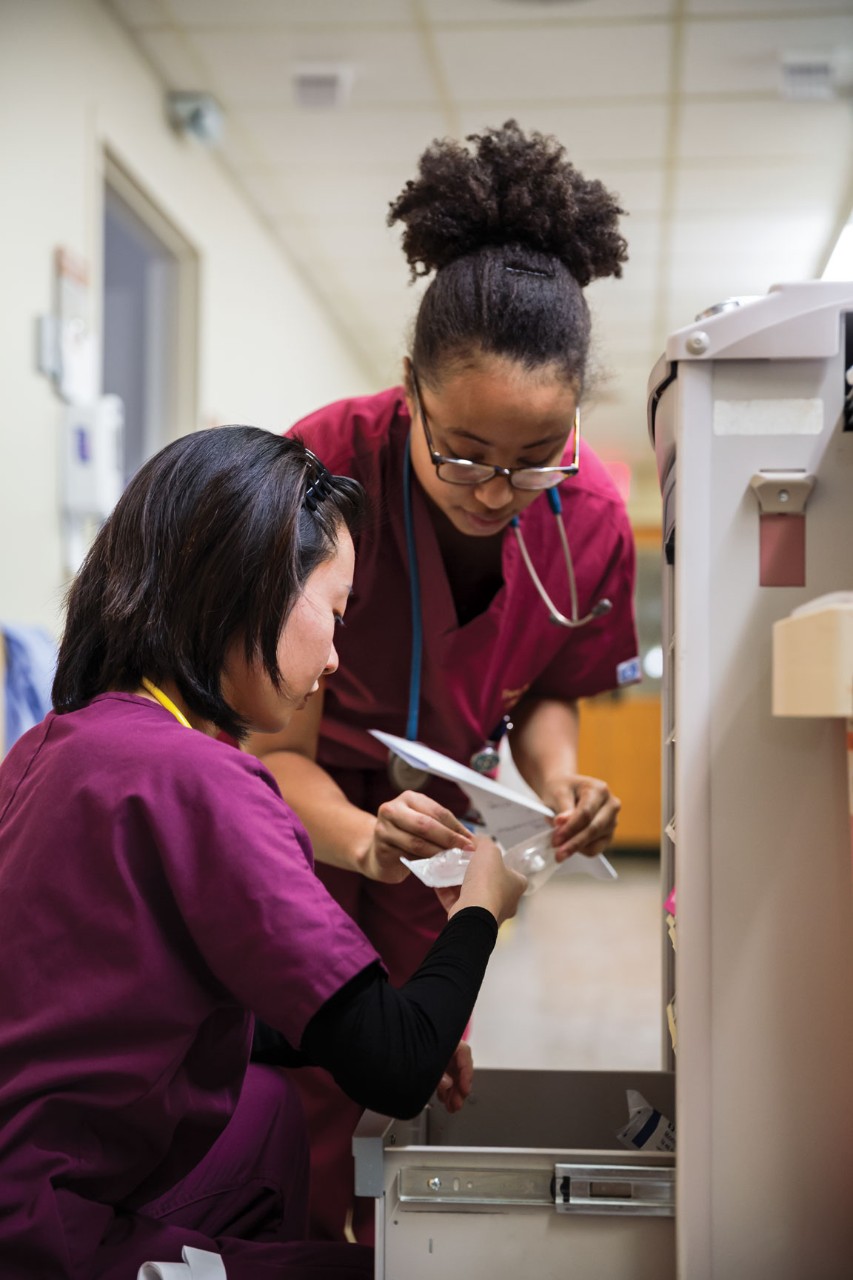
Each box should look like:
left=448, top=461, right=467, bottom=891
left=713, top=398, right=822, bottom=436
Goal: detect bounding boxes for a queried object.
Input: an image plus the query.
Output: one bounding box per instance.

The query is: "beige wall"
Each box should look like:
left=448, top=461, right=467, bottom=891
left=0, top=0, right=373, bottom=634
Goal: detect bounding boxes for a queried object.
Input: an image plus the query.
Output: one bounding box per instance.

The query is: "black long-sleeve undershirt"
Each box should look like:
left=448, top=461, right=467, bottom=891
left=251, top=905, right=498, bottom=1119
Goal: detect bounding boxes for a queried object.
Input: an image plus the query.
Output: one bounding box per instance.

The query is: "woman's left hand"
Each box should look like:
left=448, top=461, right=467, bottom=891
left=435, top=1041, right=474, bottom=1114
left=543, top=775, right=621, bottom=861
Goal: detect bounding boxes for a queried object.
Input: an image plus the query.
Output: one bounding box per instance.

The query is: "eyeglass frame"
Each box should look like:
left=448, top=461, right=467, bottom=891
left=409, top=366, right=580, bottom=491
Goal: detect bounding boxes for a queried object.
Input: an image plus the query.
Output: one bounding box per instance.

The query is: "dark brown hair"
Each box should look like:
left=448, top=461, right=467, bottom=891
left=388, top=120, right=628, bottom=390
left=52, top=427, right=364, bottom=739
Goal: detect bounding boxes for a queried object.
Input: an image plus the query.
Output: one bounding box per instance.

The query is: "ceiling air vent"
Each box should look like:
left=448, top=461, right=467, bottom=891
left=292, top=63, right=355, bottom=110
left=780, top=53, right=838, bottom=101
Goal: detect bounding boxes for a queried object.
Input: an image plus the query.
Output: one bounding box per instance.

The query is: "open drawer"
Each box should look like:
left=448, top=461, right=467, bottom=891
left=354, top=1068, right=675, bottom=1280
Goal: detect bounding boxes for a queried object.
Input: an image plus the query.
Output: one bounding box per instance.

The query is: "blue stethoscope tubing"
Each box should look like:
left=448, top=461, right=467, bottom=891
left=401, top=435, right=612, bottom=751
left=402, top=435, right=423, bottom=742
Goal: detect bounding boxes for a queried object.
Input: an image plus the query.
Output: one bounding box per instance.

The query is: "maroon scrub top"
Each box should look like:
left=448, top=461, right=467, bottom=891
left=0, top=694, right=379, bottom=1274
left=291, top=387, right=639, bottom=810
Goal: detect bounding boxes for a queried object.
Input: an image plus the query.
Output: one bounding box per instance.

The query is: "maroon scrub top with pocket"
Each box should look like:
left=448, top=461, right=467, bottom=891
left=0, top=694, right=380, bottom=1276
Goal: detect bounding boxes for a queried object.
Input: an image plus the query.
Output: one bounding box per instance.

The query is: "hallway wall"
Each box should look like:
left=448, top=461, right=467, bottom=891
left=0, top=0, right=373, bottom=632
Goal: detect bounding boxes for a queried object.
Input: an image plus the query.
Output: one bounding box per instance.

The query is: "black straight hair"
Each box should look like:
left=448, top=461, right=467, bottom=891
left=52, top=426, right=365, bottom=739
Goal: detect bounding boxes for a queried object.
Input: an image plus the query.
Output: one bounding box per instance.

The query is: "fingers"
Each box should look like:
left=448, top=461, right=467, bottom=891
left=454, top=1041, right=474, bottom=1096
left=552, top=778, right=621, bottom=860
left=451, top=839, right=527, bottom=925
left=376, top=792, right=475, bottom=862
left=436, top=1042, right=475, bottom=1114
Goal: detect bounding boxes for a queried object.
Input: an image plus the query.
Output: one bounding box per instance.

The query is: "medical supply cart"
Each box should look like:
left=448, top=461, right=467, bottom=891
left=648, top=281, right=853, bottom=1279
left=355, top=281, right=853, bottom=1280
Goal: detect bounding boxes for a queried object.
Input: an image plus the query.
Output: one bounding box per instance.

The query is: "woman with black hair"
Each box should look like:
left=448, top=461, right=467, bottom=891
left=247, top=121, right=641, bottom=1244
left=0, top=427, right=525, bottom=1279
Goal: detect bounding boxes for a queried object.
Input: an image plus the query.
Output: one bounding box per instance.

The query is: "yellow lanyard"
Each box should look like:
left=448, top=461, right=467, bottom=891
left=140, top=677, right=192, bottom=729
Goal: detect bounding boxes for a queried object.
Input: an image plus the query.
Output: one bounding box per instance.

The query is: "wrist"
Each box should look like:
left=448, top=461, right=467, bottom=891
left=539, top=772, right=578, bottom=813
left=448, top=898, right=498, bottom=926
left=351, top=815, right=380, bottom=877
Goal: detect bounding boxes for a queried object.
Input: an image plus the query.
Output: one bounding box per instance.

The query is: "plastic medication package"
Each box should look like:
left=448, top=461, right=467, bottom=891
left=401, top=827, right=612, bottom=896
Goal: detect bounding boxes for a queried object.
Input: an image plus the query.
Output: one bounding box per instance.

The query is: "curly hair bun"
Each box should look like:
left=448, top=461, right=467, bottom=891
left=387, top=120, right=627, bottom=288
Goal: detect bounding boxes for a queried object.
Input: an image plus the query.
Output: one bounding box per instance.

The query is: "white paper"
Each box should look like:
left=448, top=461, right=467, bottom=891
left=616, top=1090, right=676, bottom=1153
left=372, top=730, right=616, bottom=883
left=138, top=1246, right=228, bottom=1279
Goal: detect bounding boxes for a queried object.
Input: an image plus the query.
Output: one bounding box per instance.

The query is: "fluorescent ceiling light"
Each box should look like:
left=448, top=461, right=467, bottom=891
left=821, top=221, right=853, bottom=281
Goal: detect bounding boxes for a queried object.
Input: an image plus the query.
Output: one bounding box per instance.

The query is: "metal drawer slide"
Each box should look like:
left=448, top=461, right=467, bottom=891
left=397, top=1161, right=674, bottom=1217
left=555, top=1162, right=675, bottom=1216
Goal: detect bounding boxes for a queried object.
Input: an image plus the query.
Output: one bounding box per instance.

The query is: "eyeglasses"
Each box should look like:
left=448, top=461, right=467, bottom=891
left=410, top=367, right=580, bottom=491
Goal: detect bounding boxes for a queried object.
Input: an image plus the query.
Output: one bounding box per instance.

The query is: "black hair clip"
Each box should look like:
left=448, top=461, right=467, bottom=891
left=303, top=450, right=334, bottom=513
left=504, top=263, right=555, bottom=279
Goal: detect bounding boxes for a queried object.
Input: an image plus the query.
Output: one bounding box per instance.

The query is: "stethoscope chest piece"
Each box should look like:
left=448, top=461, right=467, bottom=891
left=468, top=745, right=501, bottom=774
left=388, top=752, right=430, bottom=792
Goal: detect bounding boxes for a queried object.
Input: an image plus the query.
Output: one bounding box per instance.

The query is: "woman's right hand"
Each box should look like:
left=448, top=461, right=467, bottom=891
left=441, top=837, right=527, bottom=927
left=359, top=791, right=477, bottom=883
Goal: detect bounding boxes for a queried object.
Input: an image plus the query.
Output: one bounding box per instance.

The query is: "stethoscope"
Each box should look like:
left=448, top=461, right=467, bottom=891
left=510, top=488, right=612, bottom=630
left=386, top=436, right=612, bottom=793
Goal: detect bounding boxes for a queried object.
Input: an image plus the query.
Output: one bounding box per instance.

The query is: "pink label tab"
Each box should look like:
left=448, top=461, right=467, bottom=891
left=759, top=514, right=806, bottom=587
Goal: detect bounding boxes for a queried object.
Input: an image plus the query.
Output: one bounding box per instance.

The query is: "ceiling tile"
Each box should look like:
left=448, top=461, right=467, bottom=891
left=682, top=15, right=853, bottom=95
left=588, top=245, right=660, bottom=296
left=240, top=166, right=416, bottom=227
left=434, top=22, right=672, bottom=101
left=187, top=27, right=436, bottom=107
left=688, top=0, right=851, bottom=15
left=677, top=98, right=853, bottom=159
left=164, top=0, right=413, bottom=25
left=591, top=165, right=668, bottom=214
left=425, top=0, right=677, bottom=21
left=133, top=27, right=209, bottom=88
left=664, top=251, right=820, bottom=300
left=231, top=107, right=449, bottom=170
left=104, top=0, right=853, bottom=469
left=106, top=0, right=170, bottom=27
left=670, top=209, right=832, bottom=258
left=673, top=162, right=849, bottom=215
left=457, top=104, right=670, bottom=164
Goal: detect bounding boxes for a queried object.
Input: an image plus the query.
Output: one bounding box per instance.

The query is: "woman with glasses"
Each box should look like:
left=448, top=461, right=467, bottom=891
left=247, top=120, right=640, bottom=1244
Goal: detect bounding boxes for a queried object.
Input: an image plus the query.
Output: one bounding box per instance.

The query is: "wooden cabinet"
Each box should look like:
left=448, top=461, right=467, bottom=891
left=576, top=525, right=662, bottom=851
left=576, top=692, right=661, bottom=849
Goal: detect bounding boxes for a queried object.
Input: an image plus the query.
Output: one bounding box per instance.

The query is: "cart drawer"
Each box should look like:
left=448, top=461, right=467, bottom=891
left=354, top=1068, right=675, bottom=1280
